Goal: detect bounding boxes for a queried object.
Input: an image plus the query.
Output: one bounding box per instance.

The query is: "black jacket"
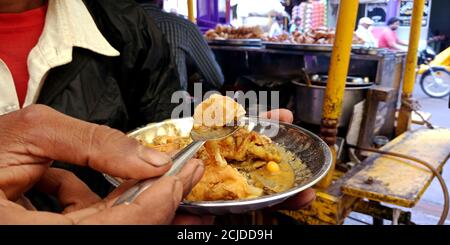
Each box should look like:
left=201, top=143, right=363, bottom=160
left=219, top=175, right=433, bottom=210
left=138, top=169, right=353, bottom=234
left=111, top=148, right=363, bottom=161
left=29, top=0, right=182, bottom=210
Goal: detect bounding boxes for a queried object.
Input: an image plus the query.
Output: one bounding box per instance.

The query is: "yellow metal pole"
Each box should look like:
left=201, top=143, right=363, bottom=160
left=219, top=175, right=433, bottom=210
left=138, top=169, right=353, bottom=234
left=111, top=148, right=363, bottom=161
left=317, top=0, right=359, bottom=189
left=187, top=0, right=195, bottom=23
left=396, top=0, right=426, bottom=135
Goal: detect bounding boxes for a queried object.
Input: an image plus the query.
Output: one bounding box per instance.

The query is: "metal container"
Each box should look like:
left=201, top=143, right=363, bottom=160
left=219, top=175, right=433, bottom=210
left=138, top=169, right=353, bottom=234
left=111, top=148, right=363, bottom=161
left=105, top=117, right=332, bottom=215
left=292, top=81, right=371, bottom=127
left=207, top=38, right=262, bottom=47
left=263, top=42, right=364, bottom=52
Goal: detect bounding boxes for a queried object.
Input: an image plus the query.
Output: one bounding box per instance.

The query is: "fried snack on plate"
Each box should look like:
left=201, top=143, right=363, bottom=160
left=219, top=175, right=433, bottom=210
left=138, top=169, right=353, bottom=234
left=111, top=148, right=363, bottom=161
left=204, top=25, right=264, bottom=40
left=186, top=162, right=264, bottom=201
left=193, top=94, right=245, bottom=128
left=187, top=126, right=298, bottom=202
left=141, top=94, right=300, bottom=202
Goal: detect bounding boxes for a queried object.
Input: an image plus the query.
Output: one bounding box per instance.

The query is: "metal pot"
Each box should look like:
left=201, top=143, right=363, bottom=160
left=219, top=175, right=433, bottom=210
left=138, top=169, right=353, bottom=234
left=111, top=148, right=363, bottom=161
left=292, top=81, right=372, bottom=127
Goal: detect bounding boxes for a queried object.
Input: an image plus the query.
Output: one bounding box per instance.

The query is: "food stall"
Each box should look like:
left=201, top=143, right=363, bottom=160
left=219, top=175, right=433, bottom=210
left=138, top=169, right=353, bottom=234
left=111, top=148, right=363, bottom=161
left=191, top=0, right=450, bottom=225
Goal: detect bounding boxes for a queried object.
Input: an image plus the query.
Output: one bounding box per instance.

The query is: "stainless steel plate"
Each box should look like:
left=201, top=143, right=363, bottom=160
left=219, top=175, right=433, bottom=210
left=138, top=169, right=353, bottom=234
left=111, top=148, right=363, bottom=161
left=105, top=117, right=332, bottom=215
left=264, top=42, right=364, bottom=52
left=263, top=42, right=333, bottom=51
left=207, top=38, right=262, bottom=47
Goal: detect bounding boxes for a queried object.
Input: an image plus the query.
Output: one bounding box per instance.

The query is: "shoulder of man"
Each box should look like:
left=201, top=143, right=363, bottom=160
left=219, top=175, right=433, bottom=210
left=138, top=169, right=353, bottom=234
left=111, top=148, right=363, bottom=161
left=82, top=0, right=162, bottom=51
left=146, top=8, right=198, bottom=31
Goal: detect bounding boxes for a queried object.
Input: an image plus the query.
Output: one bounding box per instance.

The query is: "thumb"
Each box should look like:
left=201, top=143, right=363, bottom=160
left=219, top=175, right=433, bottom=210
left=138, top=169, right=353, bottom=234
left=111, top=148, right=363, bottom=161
left=74, top=176, right=183, bottom=224
left=12, top=105, right=172, bottom=180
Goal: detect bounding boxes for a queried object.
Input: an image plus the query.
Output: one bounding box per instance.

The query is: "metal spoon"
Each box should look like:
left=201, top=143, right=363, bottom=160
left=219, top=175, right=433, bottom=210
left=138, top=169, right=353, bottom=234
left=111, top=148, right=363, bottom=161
left=112, top=124, right=241, bottom=206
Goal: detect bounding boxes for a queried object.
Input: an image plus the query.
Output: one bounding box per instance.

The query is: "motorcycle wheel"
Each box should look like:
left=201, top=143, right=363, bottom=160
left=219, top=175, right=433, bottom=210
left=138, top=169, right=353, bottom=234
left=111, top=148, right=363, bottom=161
left=420, top=67, right=450, bottom=98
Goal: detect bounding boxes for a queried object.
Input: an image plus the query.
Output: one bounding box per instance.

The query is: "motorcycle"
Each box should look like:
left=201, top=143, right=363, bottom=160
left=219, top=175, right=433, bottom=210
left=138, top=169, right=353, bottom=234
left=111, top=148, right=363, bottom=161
left=417, top=46, right=450, bottom=98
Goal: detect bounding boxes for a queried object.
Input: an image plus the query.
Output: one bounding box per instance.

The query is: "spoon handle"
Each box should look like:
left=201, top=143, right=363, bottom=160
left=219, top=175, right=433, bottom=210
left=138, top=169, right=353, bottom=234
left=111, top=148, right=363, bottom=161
left=166, top=140, right=205, bottom=176
left=112, top=140, right=205, bottom=206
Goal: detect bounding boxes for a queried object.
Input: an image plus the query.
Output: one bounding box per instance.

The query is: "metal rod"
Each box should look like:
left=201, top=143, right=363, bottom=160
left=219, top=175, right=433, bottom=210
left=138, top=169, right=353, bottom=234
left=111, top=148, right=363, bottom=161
left=317, top=0, right=359, bottom=189
left=187, top=0, right=195, bottom=23
left=396, top=0, right=426, bottom=135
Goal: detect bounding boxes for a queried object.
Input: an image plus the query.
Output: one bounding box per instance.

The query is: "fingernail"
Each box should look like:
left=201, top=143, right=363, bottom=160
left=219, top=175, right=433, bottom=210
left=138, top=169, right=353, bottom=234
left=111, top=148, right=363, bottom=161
left=192, top=160, right=205, bottom=185
left=137, top=145, right=171, bottom=166
left=300, top=189, right=316, bottom=208
left=173, top=177, right=183, bottom=193
left=172, top=176, right=184, bottom=206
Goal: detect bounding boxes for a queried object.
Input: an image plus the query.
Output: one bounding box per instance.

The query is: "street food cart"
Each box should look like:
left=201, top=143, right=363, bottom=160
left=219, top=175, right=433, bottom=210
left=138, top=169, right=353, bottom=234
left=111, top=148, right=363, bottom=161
left=191, top=0, right=450, bottom=224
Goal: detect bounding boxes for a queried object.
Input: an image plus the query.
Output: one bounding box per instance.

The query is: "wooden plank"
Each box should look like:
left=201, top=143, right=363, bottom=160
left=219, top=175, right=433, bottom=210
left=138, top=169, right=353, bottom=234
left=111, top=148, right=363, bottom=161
left=378, top=54, right=405, bottom=138
left=342, top=128, right=450, bottom=208
left=282, top=169, right=360, bottom=225
left=357, top=86, right=396, bottom=155
left=395, top=110, right=432, bottom=125
left=281, top=191, right=358, bottom=225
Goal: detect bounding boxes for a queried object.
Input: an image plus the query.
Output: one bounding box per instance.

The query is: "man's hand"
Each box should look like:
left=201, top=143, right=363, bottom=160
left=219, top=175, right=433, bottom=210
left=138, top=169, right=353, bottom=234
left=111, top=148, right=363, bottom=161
left=0, top=105, right=204, bottom=224
left=0, top=105, right=174, bottom=201
left=0, top=161, right=204, bottom=224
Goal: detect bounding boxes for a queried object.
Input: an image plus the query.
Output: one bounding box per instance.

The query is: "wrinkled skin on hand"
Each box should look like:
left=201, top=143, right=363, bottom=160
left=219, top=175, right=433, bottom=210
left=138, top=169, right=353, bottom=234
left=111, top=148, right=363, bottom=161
left=0, top=105, right=205, bottom=224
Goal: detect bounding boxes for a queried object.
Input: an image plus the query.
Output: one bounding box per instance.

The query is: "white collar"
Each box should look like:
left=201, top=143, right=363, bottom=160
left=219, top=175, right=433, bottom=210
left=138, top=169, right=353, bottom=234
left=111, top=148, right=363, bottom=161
left=22, top=0, right=121, bottom=107
left=0, top=0, right=121, bottom=112
left=36, top=0, right=120, bottom=66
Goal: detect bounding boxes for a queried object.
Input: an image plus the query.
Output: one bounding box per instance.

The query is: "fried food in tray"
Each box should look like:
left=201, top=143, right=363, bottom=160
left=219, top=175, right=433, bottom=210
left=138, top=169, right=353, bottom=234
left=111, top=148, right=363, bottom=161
left=205, top=24, right=265, bottom=40
left=140, top=95, right=310, bottom=202
left=142, top=128, right=309, bottom=202
left=264, top=27, right=364, bottom=45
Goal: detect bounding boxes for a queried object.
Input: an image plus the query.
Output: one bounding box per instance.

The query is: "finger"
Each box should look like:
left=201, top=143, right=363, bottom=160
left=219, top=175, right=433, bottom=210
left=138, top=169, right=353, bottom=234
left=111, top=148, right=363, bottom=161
left=0, top=163, right=49, bottom=201
left=175, top=159, right=205, bottom=196
left=270, top=188, right=316, bottom=210
left=259, top=109, right=294, bottom=124
left=33, top=168, right=101, bottom=213
left=57, top=178, right=148, bottom=222
left=0, top=190, right=6, bottom=200
left=0, top=190, right=26, bottom=210
left=172, top=214, right=215, bottom=225
left=63, top=179, right=139, bottom=222
left=104, top=158, right=204, bottom=203
left=0, top=208, right=72, bottom=225
left=15, top=195, right=37, bottom=211
left=0, top=190, right=19, bottom=209
left=101, top=179, right=140, bottom=202
left=74, top=176, right=183, bottom=224
left=0, top=192, right=71, bottom=224
left=82, top=158, right=204, bottom=223
left=10, top=105, right=172, bottom=180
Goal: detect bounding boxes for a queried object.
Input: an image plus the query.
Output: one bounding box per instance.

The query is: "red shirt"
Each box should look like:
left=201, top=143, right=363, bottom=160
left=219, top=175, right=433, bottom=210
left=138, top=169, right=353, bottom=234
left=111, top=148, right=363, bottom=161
left=378, top=28, right=400, bottom=50
left=0, top=4, right=47, bottom=107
